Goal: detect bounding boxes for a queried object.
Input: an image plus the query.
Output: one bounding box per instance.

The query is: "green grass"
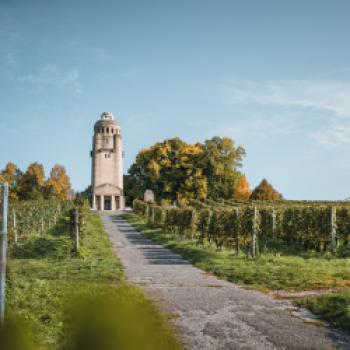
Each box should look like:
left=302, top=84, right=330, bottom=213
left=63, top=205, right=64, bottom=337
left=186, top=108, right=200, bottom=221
left=5, top=213, right=182, bottom=350
left=125, top=213, right=350, bottom=332
left=297, top=291, right=350, bottom=332
left=124, top=213, right=350, bottom=292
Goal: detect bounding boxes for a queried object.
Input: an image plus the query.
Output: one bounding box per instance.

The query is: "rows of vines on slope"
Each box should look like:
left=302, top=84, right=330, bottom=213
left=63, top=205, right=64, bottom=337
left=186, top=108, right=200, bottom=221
left=1, top=198, right=92, bottom=255
left=133, top=199, right=350, bottom=256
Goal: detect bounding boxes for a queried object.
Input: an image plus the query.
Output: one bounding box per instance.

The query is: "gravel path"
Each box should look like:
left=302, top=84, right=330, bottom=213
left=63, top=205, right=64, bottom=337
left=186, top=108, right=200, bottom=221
left=102, top=213, right=350, bottom=350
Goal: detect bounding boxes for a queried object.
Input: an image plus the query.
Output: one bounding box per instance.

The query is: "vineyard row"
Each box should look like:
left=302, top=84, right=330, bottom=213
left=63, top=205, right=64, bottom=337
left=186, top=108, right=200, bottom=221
left=133, top=199, right=350, bottom=256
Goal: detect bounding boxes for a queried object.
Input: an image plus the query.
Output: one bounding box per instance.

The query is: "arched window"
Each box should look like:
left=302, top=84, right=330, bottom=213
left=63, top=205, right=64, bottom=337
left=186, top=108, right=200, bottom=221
left=107, top=127, right=109, bottom=133
left=111, top=128, right=114, bottom=134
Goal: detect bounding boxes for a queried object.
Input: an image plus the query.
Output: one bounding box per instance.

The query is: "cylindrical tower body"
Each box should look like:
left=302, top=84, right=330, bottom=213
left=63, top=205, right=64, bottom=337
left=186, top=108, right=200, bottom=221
left=91, top=112, right=125, bottom=211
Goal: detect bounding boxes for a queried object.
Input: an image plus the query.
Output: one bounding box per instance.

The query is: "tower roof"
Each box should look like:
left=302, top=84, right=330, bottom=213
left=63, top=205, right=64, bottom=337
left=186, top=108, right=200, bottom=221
left=100, top=112, right=114, bottom=120
left=94, top=112, right=120, bottom=128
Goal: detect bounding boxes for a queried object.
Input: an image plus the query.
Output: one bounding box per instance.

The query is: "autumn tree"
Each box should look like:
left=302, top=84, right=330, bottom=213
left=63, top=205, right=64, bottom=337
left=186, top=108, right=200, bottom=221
left=234, top=175, right=251, bottom=199
left=128, top=138, right=208, bottom=204
left=127, top=136, right=246, bottom=204
left=17, top=162, right=46, bottom=200
left=44, top=164, right=72, bottom=200
left=0, top=162, right=22, bottom=200
left=250, top=179, right=282, bottom=200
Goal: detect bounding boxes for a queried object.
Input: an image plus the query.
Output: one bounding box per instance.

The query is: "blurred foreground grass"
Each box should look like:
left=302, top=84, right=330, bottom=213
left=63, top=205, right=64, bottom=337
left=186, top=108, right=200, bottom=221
left=4, top=213, right=182, bottom=350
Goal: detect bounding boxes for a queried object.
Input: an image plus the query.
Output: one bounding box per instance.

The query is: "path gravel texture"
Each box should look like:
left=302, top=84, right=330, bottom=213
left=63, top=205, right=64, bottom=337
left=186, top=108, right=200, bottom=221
left=102, top=213, right=350, bottom=350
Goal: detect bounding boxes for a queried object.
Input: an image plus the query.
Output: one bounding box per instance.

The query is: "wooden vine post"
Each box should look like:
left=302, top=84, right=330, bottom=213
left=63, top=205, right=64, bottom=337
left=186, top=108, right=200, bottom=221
left=330, top=206, right=336, bottom=256
left=145, top=203, right=149, bottom=220
left=151, top=205, right=155, bottom=224
left=41, top=216, right=44, bottom=233
left=252, top=206, right=258, bottom=257
left=13, top=208, right=17, bottom=244
left=235, top=208, right=240, bottom=255
left=272, top=209, right=276, bottom=238
left=0, top=183, right=9, bottom=325
left=74, top=208, right=80, bottom=252
left=190, top=209, right=197, bottom=239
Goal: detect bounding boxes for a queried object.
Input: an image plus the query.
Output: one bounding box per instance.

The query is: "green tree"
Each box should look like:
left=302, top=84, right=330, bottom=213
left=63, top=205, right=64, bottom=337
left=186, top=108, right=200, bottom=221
left=128, top=138, right=207, bottom=204
left=124, top=175, right=143, bottom=206
left=128, top=136, right=246, bottom=204
left=17, top=162, right=46, bottom=200
left=200, top=137, right=246, bottom=200
left=250, top=179, right=282, bottom=200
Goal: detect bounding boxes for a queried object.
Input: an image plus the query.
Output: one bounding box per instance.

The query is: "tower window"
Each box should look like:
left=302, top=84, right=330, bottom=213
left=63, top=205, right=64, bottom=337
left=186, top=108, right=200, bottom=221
left=111, top=128, right=114, bottom=133
left=107, top=127, right=109, bottom=133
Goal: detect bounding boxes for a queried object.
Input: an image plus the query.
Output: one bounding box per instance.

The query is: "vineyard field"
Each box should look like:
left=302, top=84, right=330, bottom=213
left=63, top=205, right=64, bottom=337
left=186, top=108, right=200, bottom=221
left=3, top=207, right=180, bottom=349
left=133, top=199, right=350, bottom=256
left=125, top=211, right=350, bottom=331
left=130, top=198, right=350, bottom=332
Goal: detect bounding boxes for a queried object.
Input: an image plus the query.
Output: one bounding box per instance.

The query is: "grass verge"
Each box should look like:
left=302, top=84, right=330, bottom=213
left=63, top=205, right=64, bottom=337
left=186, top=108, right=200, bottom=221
left=124, top=213, right=350, bottom=291
left=6, top=212, right=182, bottom=350
left=124, top=213, right=350, bottom=332
left=297, top=291, right=350, bottom=332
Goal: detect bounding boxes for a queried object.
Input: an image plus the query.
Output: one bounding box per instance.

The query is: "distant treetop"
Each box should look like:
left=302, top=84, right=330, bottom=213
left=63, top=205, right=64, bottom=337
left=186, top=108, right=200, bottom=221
left=250, top=178, right=282, bottom=200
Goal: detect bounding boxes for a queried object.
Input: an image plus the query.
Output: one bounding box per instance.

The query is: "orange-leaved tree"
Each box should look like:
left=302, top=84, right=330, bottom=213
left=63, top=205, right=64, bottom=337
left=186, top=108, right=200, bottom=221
left=0, top=162, right=21, bottom=200
left=250, top=179, right=282, bottom=200
left=234, top=175, right=251, bottom=199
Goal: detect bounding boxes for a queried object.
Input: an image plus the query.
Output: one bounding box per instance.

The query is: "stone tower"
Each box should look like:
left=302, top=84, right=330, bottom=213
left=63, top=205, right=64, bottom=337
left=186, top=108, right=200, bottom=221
left=91, top=112, right=125, bottom=211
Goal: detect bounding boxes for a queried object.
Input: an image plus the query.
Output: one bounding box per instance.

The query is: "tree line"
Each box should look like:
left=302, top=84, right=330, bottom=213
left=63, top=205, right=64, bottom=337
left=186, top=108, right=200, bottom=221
left=0, top=162, right=72, bottom=201
left=125, top=136, right=282, bottom=204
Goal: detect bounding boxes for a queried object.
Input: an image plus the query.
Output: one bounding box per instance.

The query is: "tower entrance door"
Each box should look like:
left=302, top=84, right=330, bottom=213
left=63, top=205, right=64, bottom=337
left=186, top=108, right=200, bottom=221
left=104, top=196, right=112, bottom=210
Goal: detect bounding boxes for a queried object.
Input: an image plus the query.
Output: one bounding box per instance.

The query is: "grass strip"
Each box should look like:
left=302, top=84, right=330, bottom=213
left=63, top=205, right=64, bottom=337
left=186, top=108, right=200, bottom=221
left=124, top=213, right=350, bottom=332
left=5, top=212, right=182, bottom=350
left=297, top=291, right=350, bottom=332
left=124, top=213, right=350, bottom=291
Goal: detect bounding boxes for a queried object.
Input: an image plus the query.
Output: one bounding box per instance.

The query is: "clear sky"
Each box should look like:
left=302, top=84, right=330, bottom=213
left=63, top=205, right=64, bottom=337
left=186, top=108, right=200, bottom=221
left=1, top=0, right=350, bottom=199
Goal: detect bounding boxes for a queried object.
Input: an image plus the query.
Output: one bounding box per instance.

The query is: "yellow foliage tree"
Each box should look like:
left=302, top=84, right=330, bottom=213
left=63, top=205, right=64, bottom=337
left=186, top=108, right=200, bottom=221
left=45, top=164, right=71, bottom=200
left=0, top=162, right=20, bottom=200
left=127, top=137, right=246, bottom=204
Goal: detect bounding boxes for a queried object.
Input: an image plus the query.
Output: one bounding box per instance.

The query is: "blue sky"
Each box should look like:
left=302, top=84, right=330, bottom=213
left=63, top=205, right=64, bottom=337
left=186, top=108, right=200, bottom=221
left=1, top=0, right=350, bottom=199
